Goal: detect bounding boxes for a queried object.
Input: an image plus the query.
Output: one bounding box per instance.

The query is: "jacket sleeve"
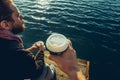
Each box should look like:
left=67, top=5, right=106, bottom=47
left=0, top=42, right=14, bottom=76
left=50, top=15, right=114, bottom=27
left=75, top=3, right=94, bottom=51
left=14, top=49, right=44, bottom=79
left=5, top=40, right=44, bottom=79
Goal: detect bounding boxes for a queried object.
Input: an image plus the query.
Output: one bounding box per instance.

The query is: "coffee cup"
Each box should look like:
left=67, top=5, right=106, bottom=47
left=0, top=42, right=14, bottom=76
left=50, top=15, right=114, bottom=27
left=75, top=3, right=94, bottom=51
left=46, top=33, right=68, bottom=55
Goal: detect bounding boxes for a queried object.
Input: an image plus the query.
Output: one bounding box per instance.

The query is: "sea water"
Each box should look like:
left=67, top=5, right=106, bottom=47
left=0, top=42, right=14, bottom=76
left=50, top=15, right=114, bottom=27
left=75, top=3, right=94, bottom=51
left=14, top=0, right=120, bottom=80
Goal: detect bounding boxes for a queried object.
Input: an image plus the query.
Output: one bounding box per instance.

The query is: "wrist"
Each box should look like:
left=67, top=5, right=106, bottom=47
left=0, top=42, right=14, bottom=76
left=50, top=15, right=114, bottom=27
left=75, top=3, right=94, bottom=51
left=26, top=47, right=35, bottom=53
left=68, top=68, right=79, bottom=80
left=68, top=68, right=86, bottom=80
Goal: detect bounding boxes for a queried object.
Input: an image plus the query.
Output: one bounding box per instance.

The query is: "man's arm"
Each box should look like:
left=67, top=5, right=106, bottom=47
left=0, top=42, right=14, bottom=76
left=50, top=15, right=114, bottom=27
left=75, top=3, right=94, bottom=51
left=48, top=40, right=86, bottom=80
left=15, top=41, right=45, bottom=79
left=68, top=69, right=86, bottom=80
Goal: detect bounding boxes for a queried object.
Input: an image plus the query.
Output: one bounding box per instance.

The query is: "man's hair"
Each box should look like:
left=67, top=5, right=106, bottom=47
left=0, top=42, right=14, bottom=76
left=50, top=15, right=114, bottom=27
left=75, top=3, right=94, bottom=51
left=0, top=0, right=13, bottom=22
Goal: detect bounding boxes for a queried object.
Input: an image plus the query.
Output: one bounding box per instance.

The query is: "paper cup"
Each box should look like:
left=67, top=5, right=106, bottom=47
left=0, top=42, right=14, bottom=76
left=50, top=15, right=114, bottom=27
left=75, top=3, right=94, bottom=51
left=46, top=33, right=68, bottom=55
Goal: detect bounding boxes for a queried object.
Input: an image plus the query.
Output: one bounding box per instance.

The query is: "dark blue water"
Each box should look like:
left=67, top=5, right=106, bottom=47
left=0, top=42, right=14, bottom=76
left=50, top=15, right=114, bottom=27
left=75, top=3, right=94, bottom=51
left=14, top=0, right=120, bottom=80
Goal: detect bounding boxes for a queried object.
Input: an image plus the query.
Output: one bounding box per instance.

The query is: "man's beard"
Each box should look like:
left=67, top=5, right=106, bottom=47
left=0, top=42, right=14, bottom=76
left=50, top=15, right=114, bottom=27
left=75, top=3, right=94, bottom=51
left=11, top=24, right=25, bottom=34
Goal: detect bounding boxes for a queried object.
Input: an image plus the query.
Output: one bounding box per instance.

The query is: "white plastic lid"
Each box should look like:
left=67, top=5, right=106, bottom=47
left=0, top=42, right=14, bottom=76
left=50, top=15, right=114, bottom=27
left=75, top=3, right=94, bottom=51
left=46, top=33, right=68, bottom=53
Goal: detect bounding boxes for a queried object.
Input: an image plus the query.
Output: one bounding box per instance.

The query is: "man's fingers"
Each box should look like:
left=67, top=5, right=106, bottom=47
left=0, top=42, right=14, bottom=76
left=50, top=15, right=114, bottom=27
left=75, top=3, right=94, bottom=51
left=67, top=39, right=72, bottom=46
left=34, top=41, right=45, bottom=50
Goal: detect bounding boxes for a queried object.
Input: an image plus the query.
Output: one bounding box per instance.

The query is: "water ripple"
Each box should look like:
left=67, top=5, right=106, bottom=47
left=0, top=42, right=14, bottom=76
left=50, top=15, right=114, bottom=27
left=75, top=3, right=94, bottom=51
left=14, top=0, right=120, bottom=80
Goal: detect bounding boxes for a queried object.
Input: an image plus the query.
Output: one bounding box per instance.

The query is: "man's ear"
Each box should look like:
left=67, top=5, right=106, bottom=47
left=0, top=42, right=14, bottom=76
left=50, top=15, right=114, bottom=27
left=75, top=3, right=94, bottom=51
left=0, top=20, right=10, bottom=30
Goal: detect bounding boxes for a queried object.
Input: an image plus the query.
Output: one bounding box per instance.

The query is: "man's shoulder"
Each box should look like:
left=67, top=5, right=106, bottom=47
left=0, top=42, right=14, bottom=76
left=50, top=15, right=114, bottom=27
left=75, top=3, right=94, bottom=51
left=0, top=38, right=21, bottom=50
left=0, top=37, right=18, bottom=44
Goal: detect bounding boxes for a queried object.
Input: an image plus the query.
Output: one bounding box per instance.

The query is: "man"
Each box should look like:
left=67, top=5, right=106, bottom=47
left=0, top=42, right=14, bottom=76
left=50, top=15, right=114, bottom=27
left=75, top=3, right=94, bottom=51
left=0, top=0, right=86, bottom=80
left=0, top=0, right=49, bottom=80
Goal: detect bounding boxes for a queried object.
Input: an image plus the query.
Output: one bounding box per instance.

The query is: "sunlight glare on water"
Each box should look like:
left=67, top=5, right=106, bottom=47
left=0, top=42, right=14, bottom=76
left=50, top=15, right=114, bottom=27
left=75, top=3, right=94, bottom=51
left=36, top=0, right=50, bottom=6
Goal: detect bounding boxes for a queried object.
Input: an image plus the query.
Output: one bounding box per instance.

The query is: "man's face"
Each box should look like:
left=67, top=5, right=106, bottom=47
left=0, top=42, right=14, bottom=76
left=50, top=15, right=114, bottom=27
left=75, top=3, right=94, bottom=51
left=9, top=3, right=25, bottom=34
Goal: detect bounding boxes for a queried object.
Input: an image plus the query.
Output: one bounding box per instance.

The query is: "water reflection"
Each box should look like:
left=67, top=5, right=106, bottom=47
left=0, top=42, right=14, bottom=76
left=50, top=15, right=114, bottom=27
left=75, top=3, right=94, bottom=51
left=36, top=0, right=51, bottom=10
left=36, top=0, right=50, bottom=5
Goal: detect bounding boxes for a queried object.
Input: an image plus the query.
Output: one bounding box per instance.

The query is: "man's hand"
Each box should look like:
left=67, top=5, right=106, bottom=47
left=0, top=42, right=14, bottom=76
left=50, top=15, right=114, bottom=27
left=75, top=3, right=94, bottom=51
left=26, top=41, right=45, bottom=53
left=48, top=40, right=86, bottom=80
